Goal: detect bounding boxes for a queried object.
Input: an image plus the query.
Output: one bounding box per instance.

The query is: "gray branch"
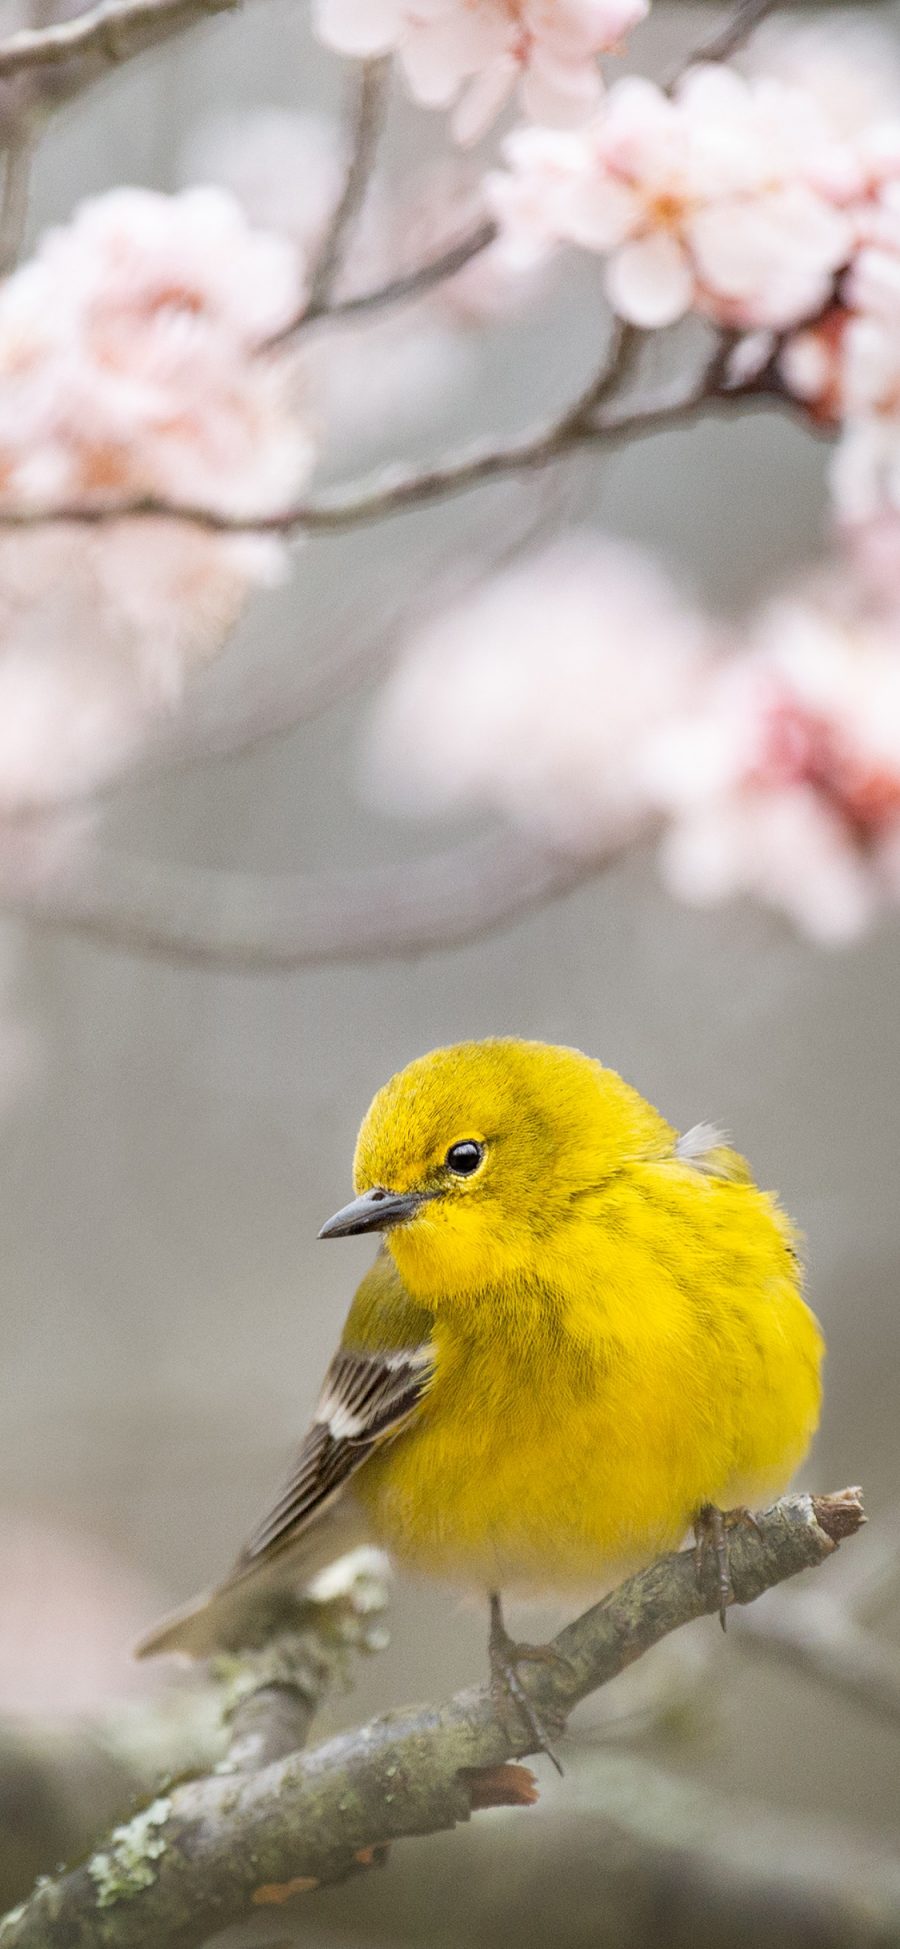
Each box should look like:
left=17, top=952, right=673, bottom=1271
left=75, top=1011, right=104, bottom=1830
left=0, top=0, right=243, bottom=81
left=290, top=57, right=391, bottom=330
left=0, top=1490, right=866, bottom=1949
left=0, top=339, right=785, bottom=539
left=0, top=828, right=599, bottom=972
left=297, top=218, right=499, bottom=336
left=677, top=0, right=781, bottom=72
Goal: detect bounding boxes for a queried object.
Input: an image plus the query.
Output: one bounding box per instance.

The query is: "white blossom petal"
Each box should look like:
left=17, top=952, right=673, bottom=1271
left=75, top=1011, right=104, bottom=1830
left=606, top=233, right=694, bottom=327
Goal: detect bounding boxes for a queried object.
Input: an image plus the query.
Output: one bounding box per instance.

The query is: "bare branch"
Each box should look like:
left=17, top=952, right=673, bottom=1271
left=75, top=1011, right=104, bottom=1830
left=684, top=0, right=780, bottom=70
left=309, top=218, right=499, bottom=333
left=0, top=1490, right=866, bottom=1949
left=0, top=1559, right=390, bottom=1918
left=0, top=828, right=598, bottom=972
left=290, top=57, right=391, bottom=332
left=0, top=123, right=33, bottom=275
left=0, top=338, right=786, bottom=541
left=220, top=1558, right=392, bottom=1773
left=0, top=342, right=783, bottom=974
left=0, top=0, right=242, bottom=81
left=322, top=1757, right=900, bottom=1949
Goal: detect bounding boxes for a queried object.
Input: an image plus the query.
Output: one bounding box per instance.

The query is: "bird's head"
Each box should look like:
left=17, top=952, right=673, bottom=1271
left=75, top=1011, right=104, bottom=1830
left=318, top=1039, right=673, bottom=1300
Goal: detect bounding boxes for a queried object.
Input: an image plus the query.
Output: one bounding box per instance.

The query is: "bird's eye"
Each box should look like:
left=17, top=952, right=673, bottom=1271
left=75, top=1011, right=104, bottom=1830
left=445, top=1140, right=485, bottom=1177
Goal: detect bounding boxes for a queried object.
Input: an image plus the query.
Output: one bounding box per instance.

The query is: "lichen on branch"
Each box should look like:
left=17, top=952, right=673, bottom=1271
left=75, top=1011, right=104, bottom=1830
left=0, top=1488, right=865, bottom=1949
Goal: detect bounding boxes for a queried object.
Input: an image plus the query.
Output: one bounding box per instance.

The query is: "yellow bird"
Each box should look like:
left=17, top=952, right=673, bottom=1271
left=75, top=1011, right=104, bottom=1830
left=139, top=1039, right=824, bottom=1755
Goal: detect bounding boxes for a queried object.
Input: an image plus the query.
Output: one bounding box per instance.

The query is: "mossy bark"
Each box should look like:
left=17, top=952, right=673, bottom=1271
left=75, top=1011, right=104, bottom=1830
left=0, top=1490, right=865, bottom=1949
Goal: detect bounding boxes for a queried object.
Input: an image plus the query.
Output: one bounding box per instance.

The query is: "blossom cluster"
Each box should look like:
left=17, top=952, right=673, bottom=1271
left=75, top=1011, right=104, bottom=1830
left=481, top=21, right=900, bottom=562
left=0, top=186, right=314, bottom=808
left=0, top=185, right=311, bottom=519
left=488, top=64, right=856, bottom=332
left=315, top=0, right=647, bottom=143
left=368, top=536, right=900, bottom=944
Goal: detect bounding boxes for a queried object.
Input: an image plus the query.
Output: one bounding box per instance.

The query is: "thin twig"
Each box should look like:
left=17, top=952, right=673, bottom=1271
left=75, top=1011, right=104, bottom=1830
left=554, top=318, right=643, bottom=434
left=289, top=57, right=391, bottom=331
left=0, top=0, right=241, bottom=78
left=0, top=124, right=33, bottom=275
left=682, top=0, right=780, bottom=71
left=0, top=1491, right=866, bottom=1949
left=281, top=218, right=499, bottom=340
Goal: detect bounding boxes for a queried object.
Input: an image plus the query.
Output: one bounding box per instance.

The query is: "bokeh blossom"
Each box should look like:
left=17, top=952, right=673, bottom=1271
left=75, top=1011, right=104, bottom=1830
left=366, top=537, right=713, bottom=852
left=654, top=582, right=900, bottom=942
left=0, top=185, right=313, bottom=809
left=315, top=0, right=647, bottom=144
left=0, top=522, right=282, bottom=811
left=489, top=65, right=854, bottom=329
left=0, top=186, right=314, bottom=519
left=368, top=534, right=900, bottom=943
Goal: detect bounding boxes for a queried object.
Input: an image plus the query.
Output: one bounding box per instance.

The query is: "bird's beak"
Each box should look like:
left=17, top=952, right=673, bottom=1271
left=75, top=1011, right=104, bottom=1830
left=318, top=1186, right=428, bottom=1239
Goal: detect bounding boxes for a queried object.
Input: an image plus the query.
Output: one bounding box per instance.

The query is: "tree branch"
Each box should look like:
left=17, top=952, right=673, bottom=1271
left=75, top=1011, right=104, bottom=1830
left=300, top=218, right=499, bottom=335
left=0, top=828, right=598, bottom=971
left=0, top=0, right=243, bottom=81
left=685, top=0, right=780, bottom=69
left=311, top=1755, right=900, bottom=1949
left=0, top=1491, right=865, bottom=1949
left=0, top=1555, right=391, bottom=1919
left=0, top=122, right=33, bottom=275
left=0, top=339, right=787, bottom=539
left=290, top=57, right=391, bottom=331
left=0, top=340, right=809, bottom=971
left=727, top=1498, right=900, bottom=1725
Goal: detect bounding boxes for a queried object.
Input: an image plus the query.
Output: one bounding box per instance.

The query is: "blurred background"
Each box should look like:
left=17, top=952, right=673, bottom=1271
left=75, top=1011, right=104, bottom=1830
left=0, top=1, right=899, bottom=1942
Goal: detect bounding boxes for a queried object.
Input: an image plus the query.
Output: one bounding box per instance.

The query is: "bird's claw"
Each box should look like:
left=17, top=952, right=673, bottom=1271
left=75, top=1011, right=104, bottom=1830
left=693, top=1503, right=761, bottom=1629
left=488, top=1593, right=566, bottom=1774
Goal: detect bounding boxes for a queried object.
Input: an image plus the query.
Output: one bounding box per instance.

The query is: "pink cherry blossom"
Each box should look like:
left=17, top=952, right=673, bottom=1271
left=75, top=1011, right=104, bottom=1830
left=0, top=186, right=315, bottom=520
left=369, top=521, right=900, bottom=942
left=315, top=0, right=647, bottom=144
left=654, top=578, right=900, bottom=941
left=366, top=536, right=713, bottom=852
left=490, top=65, right=854, bottom=329
left=661, top=783, right=879, bottom=942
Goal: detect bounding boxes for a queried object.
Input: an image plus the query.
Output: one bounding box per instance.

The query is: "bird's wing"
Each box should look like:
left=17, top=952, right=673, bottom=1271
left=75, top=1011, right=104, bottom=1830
left=135, top=1336, right=434, bottom=1659
left=236, top=1340, right=435, bottom=1567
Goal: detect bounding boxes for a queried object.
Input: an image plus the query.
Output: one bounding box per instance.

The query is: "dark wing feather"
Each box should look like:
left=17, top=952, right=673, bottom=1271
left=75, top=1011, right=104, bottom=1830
left=237, top=1342, right=434, bottom=1567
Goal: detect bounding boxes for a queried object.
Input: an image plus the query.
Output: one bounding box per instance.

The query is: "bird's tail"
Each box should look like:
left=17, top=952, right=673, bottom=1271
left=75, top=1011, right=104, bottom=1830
left=135, top=1502, right=371, bottom=1660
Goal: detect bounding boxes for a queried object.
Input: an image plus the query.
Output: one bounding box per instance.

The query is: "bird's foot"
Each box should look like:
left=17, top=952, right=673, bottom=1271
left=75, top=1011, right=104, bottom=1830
left=488, top=1592, right=569, bottom=1775
left=693, top=1503, right=762, bottom=1630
